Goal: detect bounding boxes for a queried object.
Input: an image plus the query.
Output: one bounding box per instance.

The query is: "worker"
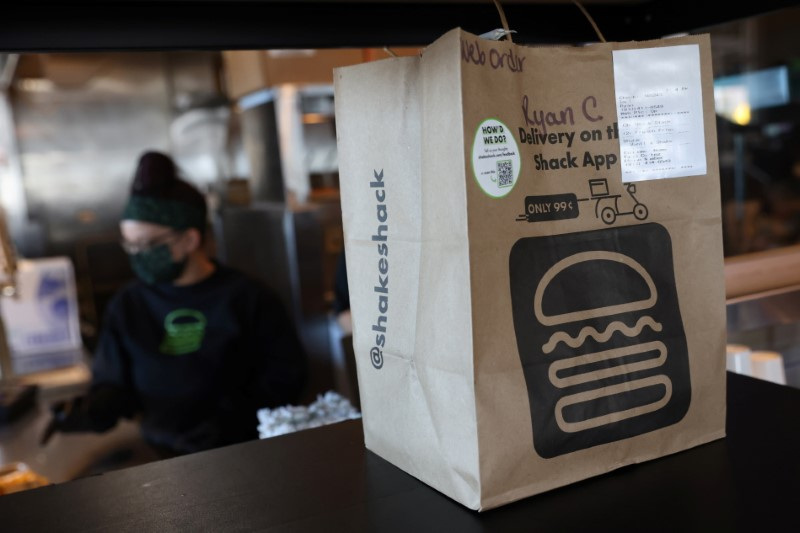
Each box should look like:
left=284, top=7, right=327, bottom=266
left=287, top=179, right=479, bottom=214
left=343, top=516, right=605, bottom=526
left=333, top=249, right=352, bottom=335
left=44, top=151, right=307, bottom=456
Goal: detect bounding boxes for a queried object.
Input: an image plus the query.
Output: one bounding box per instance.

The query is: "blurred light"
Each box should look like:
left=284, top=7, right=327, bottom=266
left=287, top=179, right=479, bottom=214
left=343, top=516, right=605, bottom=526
left=267, top=50, right=315, bottom=58
left=732, top=102, right=751, bottom=126
left=302, top=113, right=330, bottom=125
left=762, top=122, right=792, bottom=137
left=713, top=66, right=789, bottom=123
left=662, top=32, right=690, bottom=39
left=16, top=78, right=55, bottom=92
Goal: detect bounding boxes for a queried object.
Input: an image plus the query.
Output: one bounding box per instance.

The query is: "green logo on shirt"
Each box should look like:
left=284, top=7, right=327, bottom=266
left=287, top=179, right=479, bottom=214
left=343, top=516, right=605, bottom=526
left=159, top=309, right=207, bottom=355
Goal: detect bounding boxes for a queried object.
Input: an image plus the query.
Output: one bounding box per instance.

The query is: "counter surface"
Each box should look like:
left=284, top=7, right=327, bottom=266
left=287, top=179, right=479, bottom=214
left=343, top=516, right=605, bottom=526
left=0, top=372, right=798, bottom=532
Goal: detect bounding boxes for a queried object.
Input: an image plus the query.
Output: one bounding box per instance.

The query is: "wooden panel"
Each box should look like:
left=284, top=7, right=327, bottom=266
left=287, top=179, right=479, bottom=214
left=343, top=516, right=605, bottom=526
left=725, top=244, right=800, bottom=300
left=263, top=49, right=364, bottom=85
left=222, top=50, right=269, bottom=100
left=223, top=49, right=366, bottom=99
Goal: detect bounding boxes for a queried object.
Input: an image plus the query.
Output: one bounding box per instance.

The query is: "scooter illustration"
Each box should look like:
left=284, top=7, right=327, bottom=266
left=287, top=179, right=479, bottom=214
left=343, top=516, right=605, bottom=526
left=513, top=178, right=649, bottom=225
left=584, top=178, right=648, bottom=225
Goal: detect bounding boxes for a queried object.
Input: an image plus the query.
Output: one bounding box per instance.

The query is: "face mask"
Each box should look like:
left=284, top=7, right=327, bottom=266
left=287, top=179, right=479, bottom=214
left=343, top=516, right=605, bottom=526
left=129, top=243, right=187, bottom=285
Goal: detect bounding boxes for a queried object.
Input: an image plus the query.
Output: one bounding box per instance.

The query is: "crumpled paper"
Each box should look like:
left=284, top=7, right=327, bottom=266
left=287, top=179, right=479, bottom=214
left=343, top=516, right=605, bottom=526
left=257, top=391, right=362, bottom=439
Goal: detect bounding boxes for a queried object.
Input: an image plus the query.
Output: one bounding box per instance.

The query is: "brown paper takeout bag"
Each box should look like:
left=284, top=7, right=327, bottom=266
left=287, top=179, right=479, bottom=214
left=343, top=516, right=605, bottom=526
left=334, top=28, right=726, bottom=510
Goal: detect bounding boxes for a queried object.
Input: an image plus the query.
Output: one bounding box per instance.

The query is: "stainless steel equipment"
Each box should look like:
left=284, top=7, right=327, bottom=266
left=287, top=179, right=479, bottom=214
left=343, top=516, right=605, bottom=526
left=214, top=201, right=342, bottom=403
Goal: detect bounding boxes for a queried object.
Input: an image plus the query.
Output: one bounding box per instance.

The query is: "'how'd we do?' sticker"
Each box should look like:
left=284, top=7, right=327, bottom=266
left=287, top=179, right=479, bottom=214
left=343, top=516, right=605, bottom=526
left=472, top=118, right=521, bottom=198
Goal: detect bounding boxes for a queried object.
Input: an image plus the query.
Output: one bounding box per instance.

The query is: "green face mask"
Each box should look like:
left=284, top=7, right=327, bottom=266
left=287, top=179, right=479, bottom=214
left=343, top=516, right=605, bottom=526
left=129, top=243, right=187, bottom=285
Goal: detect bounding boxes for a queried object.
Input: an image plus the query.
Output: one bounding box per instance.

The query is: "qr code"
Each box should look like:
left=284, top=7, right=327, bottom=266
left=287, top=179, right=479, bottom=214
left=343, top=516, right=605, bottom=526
left=497, top=160, right=513, bottom=187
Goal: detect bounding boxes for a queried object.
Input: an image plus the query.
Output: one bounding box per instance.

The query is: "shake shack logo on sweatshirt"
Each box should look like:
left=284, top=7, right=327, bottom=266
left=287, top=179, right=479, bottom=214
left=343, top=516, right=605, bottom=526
left=159, top=309, right=207, bottom=355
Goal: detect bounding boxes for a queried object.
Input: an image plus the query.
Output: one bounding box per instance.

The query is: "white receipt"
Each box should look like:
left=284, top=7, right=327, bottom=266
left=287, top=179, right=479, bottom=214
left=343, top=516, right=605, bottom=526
left=613, top=45, right=706, bottom=182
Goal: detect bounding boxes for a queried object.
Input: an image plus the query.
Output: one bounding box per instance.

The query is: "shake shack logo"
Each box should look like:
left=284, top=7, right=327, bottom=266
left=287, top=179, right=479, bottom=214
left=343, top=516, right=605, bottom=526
left=160, top=309, right=207, bottom=355
left=370, top=169, right=389, bottom=369
left=509, top=223, right=691, bottom=458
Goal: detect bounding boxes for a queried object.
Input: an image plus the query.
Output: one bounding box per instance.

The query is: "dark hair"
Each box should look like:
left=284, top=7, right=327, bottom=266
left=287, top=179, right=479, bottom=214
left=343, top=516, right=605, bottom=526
left=122, top=151, right=207, bottom=234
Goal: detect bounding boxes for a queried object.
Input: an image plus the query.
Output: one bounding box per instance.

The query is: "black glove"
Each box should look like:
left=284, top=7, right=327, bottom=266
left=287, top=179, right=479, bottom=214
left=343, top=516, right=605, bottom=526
left=40, top=396, right=95, bottom=445
left=40, top=385, right=138, bottom=446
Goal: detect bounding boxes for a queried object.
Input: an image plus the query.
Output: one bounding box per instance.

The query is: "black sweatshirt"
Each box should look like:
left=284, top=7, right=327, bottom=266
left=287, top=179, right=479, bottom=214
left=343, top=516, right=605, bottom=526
left=88, top=263, right=307, bottom=454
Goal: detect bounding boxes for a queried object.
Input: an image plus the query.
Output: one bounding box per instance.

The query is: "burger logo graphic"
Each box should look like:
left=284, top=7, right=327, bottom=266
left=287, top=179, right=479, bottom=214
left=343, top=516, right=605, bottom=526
left=509, top=223, right=691, bottom=458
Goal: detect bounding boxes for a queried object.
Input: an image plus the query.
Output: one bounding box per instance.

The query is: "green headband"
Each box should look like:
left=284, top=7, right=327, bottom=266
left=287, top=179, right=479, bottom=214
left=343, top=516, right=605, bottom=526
left=122, top=196, right=206, bottom=231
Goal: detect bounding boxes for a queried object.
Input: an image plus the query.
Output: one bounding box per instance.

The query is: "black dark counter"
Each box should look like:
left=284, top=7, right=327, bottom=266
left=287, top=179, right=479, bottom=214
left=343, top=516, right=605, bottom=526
left=0, top=372, right=797, bottom=532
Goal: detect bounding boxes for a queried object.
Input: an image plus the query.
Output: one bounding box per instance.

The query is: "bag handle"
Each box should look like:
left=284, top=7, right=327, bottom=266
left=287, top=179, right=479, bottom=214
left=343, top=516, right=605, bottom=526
left=572, top=0, right=607, bottom=43
left=491, top=0, right=513, bottom=43
left=490, top=0, right=607, bottom=44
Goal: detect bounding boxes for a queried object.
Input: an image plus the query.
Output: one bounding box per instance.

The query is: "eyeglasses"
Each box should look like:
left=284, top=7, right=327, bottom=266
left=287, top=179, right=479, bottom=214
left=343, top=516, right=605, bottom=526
left=120, top=231, right=181, bottom=255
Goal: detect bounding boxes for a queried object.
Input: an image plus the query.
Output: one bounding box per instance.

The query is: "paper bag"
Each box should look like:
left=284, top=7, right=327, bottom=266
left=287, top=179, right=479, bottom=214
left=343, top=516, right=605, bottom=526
left=334, top=29, right=726, bottom=510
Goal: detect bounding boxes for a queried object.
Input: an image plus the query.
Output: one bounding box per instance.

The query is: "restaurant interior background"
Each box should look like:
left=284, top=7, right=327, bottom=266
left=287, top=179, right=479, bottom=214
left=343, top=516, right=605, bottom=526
left=1, top=2, right=800, bottom=486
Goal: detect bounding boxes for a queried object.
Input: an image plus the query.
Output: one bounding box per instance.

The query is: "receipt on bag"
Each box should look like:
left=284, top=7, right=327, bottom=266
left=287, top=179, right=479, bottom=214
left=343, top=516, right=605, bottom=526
left=613, top=44, right=707, bottom=182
